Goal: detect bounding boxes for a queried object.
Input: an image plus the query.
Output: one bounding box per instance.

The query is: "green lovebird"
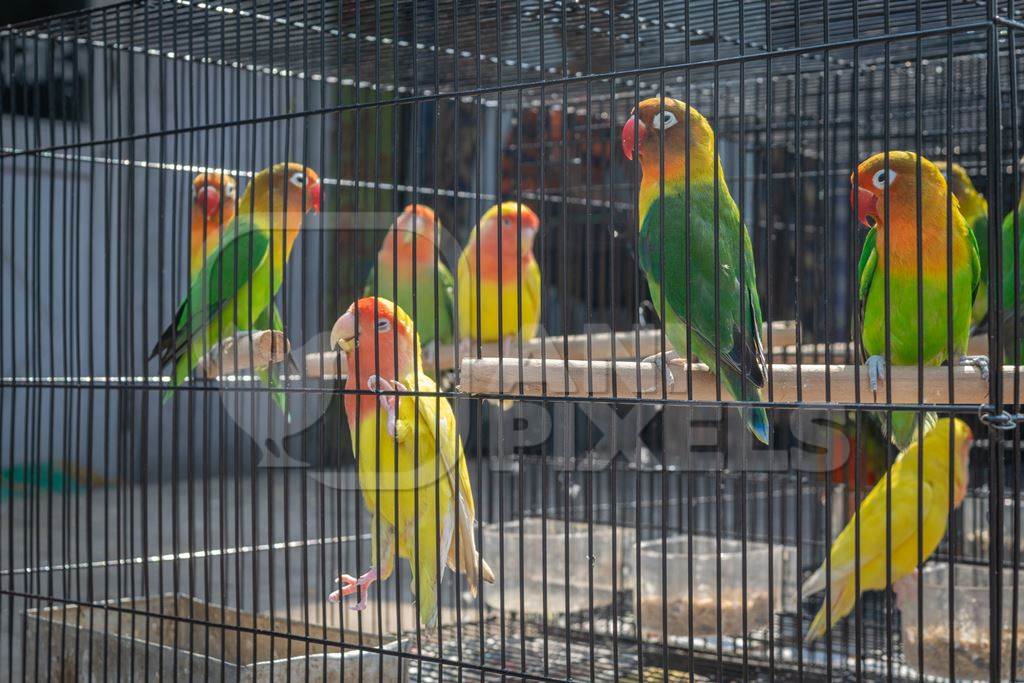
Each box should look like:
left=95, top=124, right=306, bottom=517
left=363, top=204, right=455, bottom=365
left=622, top=97, right=770, bottom=445
left=934, top=161, right=989, bottom=330
left=853, top=151, right=983, bottom=450
left=150, top=162, right=321, bottom=397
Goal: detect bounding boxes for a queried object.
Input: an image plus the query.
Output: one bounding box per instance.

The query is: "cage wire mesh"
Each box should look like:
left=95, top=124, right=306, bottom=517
left=3, top=0, right=1024, bottom=680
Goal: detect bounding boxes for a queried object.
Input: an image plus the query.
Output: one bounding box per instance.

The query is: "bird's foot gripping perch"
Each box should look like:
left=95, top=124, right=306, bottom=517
left=642, top=350, right=679, bottom=392
left=329, top=567, right=378, bottom=611
left=367, top=375, right=407, bottom=438
left=865, top=354, right=887, bottom=396
left=957, top=355, right=990, bottom=381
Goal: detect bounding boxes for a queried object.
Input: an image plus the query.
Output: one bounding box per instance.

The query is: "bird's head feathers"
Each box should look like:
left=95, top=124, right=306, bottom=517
left=331, top=296, right=421, bottom=383
left=191, top=172, right=237, bottom=222
left=622, top=97, right=718, bottom=185
left=241, top=162, right=321, bottom=220
left=851, top=151, right=959, bottom=231
left=467, top=202, right=540, bottom=277
left=379, top=204, right=442, bottom=263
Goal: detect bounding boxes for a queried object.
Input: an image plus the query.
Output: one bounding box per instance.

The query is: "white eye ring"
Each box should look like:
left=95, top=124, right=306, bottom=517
left=376, top=318, right=391, bottom=332
left=225, top=184, right=236, bottom=198
left=651, top=111, right=678, bottom=130
left=872, top=168, right=896, bottom=190
left=289, top=171, right=306, bottom=187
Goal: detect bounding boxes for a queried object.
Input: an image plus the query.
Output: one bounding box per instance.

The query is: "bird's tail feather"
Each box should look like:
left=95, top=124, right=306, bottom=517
left=806, top=580, right=856, bottom=643
left=450, top=494, right=496, bottom=597
left=722, top=369, right=771, bottom=445
left=875, top=410, right=936, bottom=451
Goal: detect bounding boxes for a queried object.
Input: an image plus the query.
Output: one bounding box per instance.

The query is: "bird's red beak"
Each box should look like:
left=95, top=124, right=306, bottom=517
left=852, top=186, right=879, bottom=226
left=309, top=181, right=321, bottom=213
left=196, top=185, right=221, bottom=220
left=622, top=115, right=647, bottom=161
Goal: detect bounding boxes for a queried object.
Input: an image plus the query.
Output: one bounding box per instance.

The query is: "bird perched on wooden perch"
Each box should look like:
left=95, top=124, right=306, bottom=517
left=802, top=417, right=973, bottom=642
left=150, top=162, right=320, bottom=398
left=329, top=297, right=494, bottom=626
left=622, top=96, right=770, bottom=444
left=853, top=152, right=983, bottom=449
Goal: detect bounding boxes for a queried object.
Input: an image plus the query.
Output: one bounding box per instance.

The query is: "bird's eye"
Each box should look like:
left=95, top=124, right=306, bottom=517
left=289, top=171, right=306, bottom=187
left=376, top=318, right=391, bottom=332
left=502, top=217, right=512, bottom=228
left=225, top=183, right=236, bottom=198
left=651, top=111, right=678, bottom=130
left=872, top=168, right=897, bottom=190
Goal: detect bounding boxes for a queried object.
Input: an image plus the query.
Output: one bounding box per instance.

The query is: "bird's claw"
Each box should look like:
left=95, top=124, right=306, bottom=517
left=329, top=567, right=378, bottom=611
left=366, top=375, right=406, bottom=437
left=642, top=351, right=678, bottom=391
left=958, top=355, right=990, bottom=381
left=501, top=335, right=518, bottom=357
left=865, top=355, right=886, bottom=396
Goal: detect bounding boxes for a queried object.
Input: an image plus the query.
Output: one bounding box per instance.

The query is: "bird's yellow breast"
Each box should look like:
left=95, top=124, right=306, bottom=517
left=457, top=258, right=541, bottom=342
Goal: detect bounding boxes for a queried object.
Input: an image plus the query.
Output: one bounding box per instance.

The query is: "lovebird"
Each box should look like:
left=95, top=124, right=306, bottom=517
left=364, top=204, right=455, bottom=360
left=621, top=96, right=770, bottom=444
left=802, top=417, right=973, bottom=642
left=853, top=152, right=983, bottom=449
left=150, top=162, right=321, bottom=392
left=189, top=172, right=237, bottom=278
left=328, top=297, right=495, bottom=626
left=933, top=161, right=989, bottom=329
left=457, top=202, right=542, bottom=355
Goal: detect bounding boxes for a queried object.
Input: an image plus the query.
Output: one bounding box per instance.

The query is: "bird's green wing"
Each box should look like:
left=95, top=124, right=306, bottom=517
left=437, top=262, right=456, bottom=344
left=639, top=191, right=765, bottom=388
left=965, top=222, right=982, bottom=304
left=150, top=220, right=269, bottom=367
left=856, top=227, right=879, bottom=361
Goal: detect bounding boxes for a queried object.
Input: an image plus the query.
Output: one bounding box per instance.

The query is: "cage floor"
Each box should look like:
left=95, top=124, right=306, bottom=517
left=401, top=614, right=709, bottom=682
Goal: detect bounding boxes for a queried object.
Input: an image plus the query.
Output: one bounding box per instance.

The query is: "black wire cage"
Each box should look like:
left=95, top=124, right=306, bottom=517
left=3, top=0, right=1024, bottom=680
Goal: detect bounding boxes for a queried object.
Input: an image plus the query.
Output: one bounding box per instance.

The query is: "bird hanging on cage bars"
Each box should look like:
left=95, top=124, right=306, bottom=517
left=456, top=201, right=542, bottom=397
left=328, top=297, right=495, bottom=626
left=852, top=152, right=984, bottom=450
left=802, top=417, right=973, bottom=642
left=363, top=204, right=455, bottom=370
left=189, top=170, right=293, bottom=418
left=933, top=161, right=990, bottom=331
left=150, top=162, right=321, bottom=397
left=621, top=96, right=771, bottom=445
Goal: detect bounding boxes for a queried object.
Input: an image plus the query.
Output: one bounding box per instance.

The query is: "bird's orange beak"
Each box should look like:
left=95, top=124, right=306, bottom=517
left=622, top=115, right=647, bottom=161
left=309, top=180, right=321, bottom=213
left=330, top=309, right=356, bottom=351
left=852, top=185, right=878, bottom=227
left=196, top=185, right=221, bottom=220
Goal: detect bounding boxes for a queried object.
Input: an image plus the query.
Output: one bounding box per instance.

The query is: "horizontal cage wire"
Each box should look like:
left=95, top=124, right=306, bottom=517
left=3, top=0, right=1024, bottom=681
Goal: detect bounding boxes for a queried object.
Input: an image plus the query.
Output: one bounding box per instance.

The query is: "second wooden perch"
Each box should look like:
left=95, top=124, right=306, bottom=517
left=458, top=357, right=1016, bottom=406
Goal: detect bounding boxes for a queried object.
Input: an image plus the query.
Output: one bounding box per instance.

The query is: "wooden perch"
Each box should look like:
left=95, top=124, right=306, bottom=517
left=458, top=356, right=1018, bottom=406
left=771, top=334, right=990, bottom=362
left=195, top=330, right=291, bottom=378
left=303, top=320, right=800, bottom=378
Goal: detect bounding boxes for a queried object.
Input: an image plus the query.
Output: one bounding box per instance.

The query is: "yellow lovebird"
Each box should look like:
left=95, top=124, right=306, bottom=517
left=457, top=202, right=542, bottom=354
left=802, top=417, right=973, bottom=642
left=329, top=297, right=494, bottom=626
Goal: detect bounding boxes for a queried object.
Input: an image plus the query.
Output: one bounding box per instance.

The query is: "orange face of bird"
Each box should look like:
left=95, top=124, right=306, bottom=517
left=851, top=152, right=945, bottom=229
left=280, top=164, right=321, bottom=214
left=480, top=202, right=540, bottom=260
left=621, top=97, right=715, bottom=176
left=192, top=172, right=237, bottom=222
left=381, top=204, right=440, bottom=261
left=330, top=297, right=417, bottom=381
